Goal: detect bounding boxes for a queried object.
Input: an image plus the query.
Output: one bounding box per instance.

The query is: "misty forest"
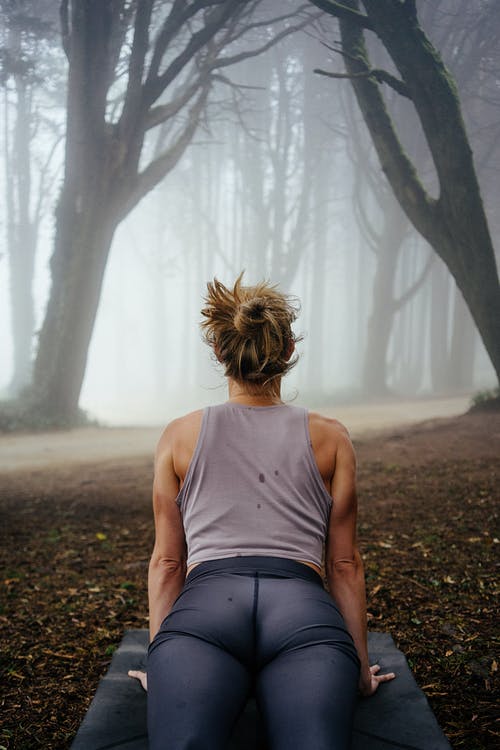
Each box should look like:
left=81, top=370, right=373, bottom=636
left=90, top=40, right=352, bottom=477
left=0, top=0, right=499, bottom=427
left=1, top=3, right=499, bottom=750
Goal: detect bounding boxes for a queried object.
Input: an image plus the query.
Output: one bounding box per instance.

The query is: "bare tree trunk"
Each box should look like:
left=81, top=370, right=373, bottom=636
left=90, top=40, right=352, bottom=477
left=14, top=1, right=312, bottom=425
left=362, top=248, right=397, bottom=396
left=4, top=44, right=37, bottom=395
left=362, top=197, right=407, bottom=395
left=151, top=254, right=168, bottom=405
left=27, top=1, right=119, bottom=421
left=32, top=193, right=118, bottom=421
left=448, top=284, right=475, bottom=391
left=306, top=156, right=328, bottom=396
left=429, top=260, right=451, bottom=393
left=314, top=0, right=500, bottom=383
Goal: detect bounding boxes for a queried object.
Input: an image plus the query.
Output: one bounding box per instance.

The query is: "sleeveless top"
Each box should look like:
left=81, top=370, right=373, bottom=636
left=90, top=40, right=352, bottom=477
left=176, top=402, right=333, bottom=568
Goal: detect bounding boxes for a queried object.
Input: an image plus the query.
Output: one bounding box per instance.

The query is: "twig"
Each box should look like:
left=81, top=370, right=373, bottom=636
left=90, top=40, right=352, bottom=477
left=314, top=67, right=411, bottom=99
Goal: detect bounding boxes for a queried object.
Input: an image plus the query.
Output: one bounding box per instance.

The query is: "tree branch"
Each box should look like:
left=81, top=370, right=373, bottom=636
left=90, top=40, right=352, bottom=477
left=59, top=0, right=70, bottom=60
left=146, top=0, right=201, bottom=83
left=404, top=0, right=417, bottom=20
left=211, top=14, right=319, bottom=71
left=214, top=4, right=314, bottom=48
left=122, top=83, right=211, bottom=217
left=393, top=249, right=434, bottom=311
left=353, top=177, right=381, bottom=252
left=107, top=1, right=132, bottom=87
left=210, top=73, right=265, bottom=92
left=314, top=67, right=410, bottom=98
left=371, top=68, right=411, bottom=98
left=145, top=76, right=205, bottom=131
left=308, top=0, right=374, bottom=30
left=144, top=1, right=241, bottom=104
left=120, top=0, right=153, bottom=129
left=332, top=4, right=439, bottom=244
left=33, top=132, right=64, bottom=228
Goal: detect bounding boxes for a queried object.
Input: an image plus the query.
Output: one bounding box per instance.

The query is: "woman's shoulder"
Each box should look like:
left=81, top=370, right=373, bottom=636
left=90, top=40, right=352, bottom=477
left=306, top=411, right=354, bottom=485
left=156, top=409, right=205, bottom=458
left=308, top=410, right=351, bottom=441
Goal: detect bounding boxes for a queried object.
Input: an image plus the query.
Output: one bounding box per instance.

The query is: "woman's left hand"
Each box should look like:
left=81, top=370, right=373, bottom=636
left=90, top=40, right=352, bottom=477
left=358, top=663, right=395, bottom=696
left=128, top=669, right=148, bottom=691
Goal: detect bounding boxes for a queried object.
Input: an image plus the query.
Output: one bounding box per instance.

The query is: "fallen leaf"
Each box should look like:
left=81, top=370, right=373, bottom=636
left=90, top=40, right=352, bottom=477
left=42, top=649, right=76, bottom=660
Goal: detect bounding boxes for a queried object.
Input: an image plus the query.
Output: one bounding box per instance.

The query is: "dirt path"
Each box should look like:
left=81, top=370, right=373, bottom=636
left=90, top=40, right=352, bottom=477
left=0, top=395, right=472, bottom=473
left=0, top=407, right=498, bottom=749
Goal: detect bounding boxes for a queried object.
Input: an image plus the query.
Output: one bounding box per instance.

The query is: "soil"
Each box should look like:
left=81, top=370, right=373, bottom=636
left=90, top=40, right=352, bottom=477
left=0, top=409, right=498, bottom=749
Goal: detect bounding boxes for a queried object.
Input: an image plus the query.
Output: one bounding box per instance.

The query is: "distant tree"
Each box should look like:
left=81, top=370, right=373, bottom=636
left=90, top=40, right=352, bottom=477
left=13, top=0, right=315, bottom=425
left=233, top=34, right=321, bottom=288
left=341, top=90, right=433, bottom=396
left=422, top=0, right=500, bottom=390
left=311, top=0, right=500, bottom=385
left=165, top=32, right=341, bottom=398
left=0, top=0, right=63, bottom=396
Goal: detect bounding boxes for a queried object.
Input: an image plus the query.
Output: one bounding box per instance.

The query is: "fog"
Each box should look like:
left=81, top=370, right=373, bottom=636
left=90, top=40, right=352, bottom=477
left=1, top=1, right=498, bottom=427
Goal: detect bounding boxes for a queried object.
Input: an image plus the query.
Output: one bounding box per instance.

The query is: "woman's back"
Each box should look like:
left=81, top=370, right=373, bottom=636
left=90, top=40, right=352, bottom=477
left=176, top=402, right=332, bottom=569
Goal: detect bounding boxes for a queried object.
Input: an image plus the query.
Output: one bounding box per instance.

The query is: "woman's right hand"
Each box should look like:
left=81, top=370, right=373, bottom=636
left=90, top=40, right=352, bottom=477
left=358, top=664, right=396, bottom=696
left=128, top=669, right=148, bottom=691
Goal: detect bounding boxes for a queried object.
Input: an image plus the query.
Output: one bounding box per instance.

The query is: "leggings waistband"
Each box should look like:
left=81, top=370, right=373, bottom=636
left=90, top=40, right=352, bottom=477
left=185, top=556, right=323, bottom=586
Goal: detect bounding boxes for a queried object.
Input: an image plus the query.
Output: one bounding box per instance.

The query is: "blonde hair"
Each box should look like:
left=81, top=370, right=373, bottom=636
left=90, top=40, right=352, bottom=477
left=201, top=273, right=301, bottom=386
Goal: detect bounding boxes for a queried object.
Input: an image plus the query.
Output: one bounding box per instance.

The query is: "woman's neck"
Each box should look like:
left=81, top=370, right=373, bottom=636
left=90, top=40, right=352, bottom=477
left=227, top=378, right=283, bottom=406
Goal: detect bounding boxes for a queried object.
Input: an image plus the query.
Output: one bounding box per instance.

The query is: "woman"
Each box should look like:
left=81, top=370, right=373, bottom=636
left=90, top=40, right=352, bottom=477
left=133, top=274, right=395, bottom=750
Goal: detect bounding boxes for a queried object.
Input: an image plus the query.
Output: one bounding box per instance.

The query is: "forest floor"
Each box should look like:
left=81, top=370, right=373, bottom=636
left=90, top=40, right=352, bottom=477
left=0, top=406, right=498, bottom=749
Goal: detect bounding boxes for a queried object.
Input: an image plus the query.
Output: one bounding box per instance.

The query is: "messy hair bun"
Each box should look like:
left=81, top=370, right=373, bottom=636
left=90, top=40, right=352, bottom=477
left=201, top=273, right=301, bottom=385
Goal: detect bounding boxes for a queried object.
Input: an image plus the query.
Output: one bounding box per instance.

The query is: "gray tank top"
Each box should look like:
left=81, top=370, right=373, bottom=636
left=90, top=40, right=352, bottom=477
left=176, top=402, right=332, bottom=568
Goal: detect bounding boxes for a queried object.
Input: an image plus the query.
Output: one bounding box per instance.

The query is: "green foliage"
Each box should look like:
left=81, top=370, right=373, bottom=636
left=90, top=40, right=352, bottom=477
left=46, top=529, right=61, bottom=544
left=470, top=387, right=500, bottom=412
left=120, top=582, right=136, bottom=591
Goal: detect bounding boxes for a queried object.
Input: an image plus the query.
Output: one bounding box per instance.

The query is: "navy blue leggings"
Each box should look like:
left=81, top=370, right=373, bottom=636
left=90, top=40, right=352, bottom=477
left=147, top=557, right=360, bottom=750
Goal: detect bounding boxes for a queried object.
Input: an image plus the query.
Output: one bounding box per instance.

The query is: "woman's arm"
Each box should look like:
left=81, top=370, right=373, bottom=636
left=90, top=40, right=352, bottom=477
left=148, top=424, right=187, bottom=642
left=326, top=428, right=395, bottom=696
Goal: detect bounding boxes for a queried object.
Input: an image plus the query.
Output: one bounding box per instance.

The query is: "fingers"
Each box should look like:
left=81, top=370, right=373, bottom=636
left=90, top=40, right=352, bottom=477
left=128, top=669, right=148, bottom=691
left=377, top=671, right=396, bottom=682
left=369, top=664, right=396, bottom=682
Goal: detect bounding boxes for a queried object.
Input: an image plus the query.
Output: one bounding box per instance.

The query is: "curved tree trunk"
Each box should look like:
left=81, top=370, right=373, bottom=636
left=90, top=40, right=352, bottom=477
left=15, top=1, right=312, bottom=425
left=26, top=1, right=120, bottom=423
left=447, top=285, right=475, bottom=391
left=362, top=195, right=408, bottom=396
left=313, top=0, right=500, bottom=384
left=31, top=189, right=119, bottom=422
left=362, top=246, right=398, bottom=396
